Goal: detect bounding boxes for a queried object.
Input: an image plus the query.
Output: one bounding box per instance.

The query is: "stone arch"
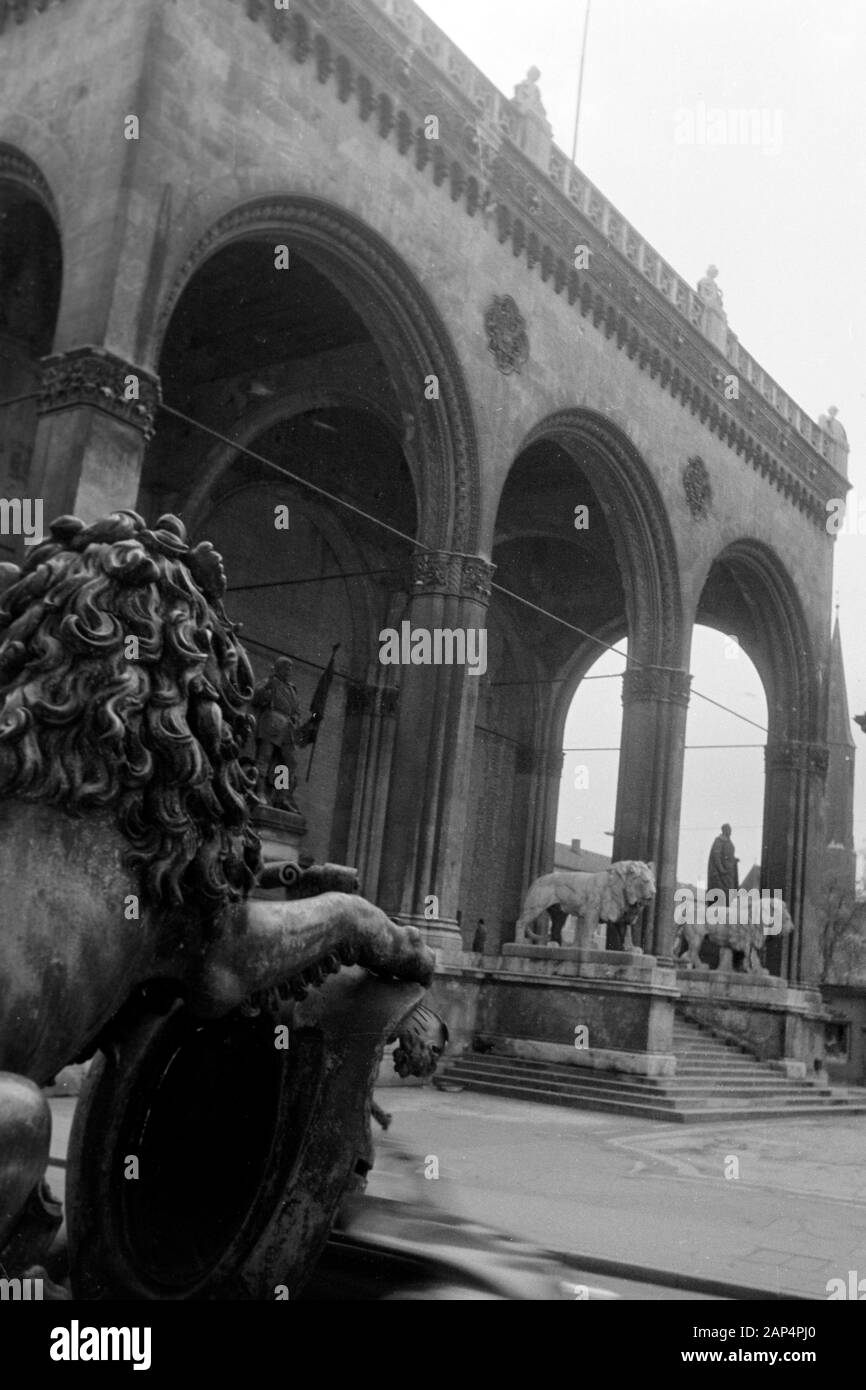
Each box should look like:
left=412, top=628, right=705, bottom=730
left=0, top=142, right=59, bottom=223
left=516, top=409, right=685, bottom=668
left=694, top=538, right=821, bottom=977
left=181, top=389, right=406, bottom=539
left=695, top=537, right=817, bottom=745
left=148, top=196, right=480, bottom=552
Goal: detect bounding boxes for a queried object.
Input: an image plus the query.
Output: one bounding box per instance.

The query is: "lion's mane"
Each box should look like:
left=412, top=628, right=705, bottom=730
left=0, top=510, right=261, bottom=919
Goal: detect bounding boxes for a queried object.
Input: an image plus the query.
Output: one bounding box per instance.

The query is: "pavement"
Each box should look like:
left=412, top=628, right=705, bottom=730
left=47, top=1087, right=866, bottom=1300
left=366, top=1086, right=866, bottom=1299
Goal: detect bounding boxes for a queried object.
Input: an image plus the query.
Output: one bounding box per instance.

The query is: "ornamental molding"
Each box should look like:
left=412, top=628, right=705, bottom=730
left=682, top=456, right=712, bottom=520
left=484, top=295, right=528, bottom=375
left=221, top=0, right=838, bottom=529
left=38, top=347, right=162, bottom=439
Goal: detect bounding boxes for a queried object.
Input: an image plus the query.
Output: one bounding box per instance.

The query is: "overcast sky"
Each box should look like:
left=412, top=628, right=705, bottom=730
left=419, top=0, right=865, bottom=885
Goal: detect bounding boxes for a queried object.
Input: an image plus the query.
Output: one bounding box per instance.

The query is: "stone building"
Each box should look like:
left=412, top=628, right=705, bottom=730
left=0, top=0, right=851, bottom=996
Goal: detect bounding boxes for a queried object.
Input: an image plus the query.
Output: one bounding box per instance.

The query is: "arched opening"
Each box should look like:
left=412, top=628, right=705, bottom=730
left=556, top=641, right=627, bottom=876
left=695, top=541, right=818, bottom=977
left=141, top=206, right=478, bottom=888
left=0, top=153, right=62, bottom=559
left=461, top=412, right=680, bottom=951
left=678, top=624, right=768, bottom=896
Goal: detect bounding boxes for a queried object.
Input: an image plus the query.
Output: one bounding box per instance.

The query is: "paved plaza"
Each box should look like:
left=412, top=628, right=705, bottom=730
left=367, top=1086, right=866, bottom=1298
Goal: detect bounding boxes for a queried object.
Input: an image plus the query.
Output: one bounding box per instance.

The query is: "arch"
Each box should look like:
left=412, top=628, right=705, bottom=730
left=181, top=390, right=407, bottom=538
left=148, top=196, right=480, bottom=552
left=0, top=142, right=59, bottom=225
left=515, top=409, right=684, bottom=667
left=695, top=537, right=817, bottom=745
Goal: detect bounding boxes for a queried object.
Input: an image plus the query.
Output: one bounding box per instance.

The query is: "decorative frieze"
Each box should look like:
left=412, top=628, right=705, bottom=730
left=39, top=347, right=161, bottom=440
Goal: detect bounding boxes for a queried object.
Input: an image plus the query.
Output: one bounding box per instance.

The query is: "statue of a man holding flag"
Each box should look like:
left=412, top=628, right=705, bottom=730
left=251, top=646, right=339, bottom=814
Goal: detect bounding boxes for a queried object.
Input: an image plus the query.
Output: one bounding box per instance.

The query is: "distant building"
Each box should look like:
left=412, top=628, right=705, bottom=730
left=554, top=839, right=611, bottom=875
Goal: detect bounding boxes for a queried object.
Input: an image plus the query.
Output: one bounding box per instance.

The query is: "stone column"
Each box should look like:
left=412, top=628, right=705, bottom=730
left=762, top=740, right=828, bottom=984
left=341, top=679, right=399, bottom=898
left=612, top=665, right=692, bottom=959
left=30, top=347, right=161, bottom=524
left=377, top=551, right=494, bottom=956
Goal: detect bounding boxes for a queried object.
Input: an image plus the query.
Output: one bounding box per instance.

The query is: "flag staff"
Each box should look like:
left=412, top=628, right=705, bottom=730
left=570, top=0, right=592, bottom=167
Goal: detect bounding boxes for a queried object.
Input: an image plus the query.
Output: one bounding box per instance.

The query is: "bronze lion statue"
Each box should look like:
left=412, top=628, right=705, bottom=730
left=0, top=510, right=434, bottom=1299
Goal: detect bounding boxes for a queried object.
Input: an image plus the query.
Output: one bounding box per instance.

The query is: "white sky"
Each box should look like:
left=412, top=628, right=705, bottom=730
left=420, top=0, right=866, bottom=884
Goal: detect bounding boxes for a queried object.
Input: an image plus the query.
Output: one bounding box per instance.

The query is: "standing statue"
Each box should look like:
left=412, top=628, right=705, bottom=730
left=818, top=405, right=849, bottom=473
left=696, top=264, right=728, bottom=351
left=252, top=656, right=312, bottom=813
left=707, top=822, right=739, bottom=895
left=0, top=509, right=436, bottom=1299
left=513, top=66, right=547, bottom=119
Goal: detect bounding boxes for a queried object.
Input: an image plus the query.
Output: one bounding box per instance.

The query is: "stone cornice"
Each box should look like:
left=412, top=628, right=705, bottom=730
left=230, top=0, right=842, bottom=531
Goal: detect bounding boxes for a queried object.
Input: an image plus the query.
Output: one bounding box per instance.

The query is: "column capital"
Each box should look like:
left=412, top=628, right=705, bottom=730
left=39, top=347, right=162, bottom=440
left=621, top=665, right=692, bottom=708
left=764, top=740, right=828, bottom=777
left=410, top=550, right=496, bottom=605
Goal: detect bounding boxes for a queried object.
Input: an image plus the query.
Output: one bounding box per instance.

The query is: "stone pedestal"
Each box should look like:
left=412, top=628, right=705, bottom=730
left=427, top=945, right=679, bottom=1076
left=677, top=969, right=829, bottom=1073
left=252, top=805, right=307, bottom=873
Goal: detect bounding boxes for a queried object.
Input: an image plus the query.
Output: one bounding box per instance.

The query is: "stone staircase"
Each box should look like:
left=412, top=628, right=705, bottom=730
left=432, top=1014, right=866, bottom=1123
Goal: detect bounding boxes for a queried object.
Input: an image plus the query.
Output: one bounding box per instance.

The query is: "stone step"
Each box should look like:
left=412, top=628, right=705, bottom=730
left=433, top=1074, right=866, bottom=1124
left=447, top=1057, right=830, bottom=1096
left=445, top=1063, right=829, bottom=1104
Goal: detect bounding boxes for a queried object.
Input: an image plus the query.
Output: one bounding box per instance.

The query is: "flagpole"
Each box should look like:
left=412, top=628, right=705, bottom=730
left=305, top=642, right=340, bottom=783
left=570, top=0, right=592, bottom=167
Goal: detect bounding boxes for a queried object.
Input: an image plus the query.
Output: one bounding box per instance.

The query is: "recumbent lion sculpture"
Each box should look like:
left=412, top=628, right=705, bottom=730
left=0, top=510, right=437, bottom=1299
left=515, top=860, right=656, bottom=951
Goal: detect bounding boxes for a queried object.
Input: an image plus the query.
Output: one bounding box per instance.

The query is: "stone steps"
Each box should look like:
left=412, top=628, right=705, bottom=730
left=432, top=1015, right=866, bottom=1123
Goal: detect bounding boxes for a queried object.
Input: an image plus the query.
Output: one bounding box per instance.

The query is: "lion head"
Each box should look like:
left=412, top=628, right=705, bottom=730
left=0, top=510, right=261, bottom=922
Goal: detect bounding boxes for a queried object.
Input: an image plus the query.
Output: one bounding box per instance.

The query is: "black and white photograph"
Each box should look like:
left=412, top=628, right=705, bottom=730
left=0, top=0, right=864, bottom=1357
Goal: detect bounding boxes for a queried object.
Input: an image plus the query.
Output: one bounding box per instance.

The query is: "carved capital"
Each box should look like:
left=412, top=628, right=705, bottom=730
left=460, top=555, right=496, bottom=604
left=39, top=347, right=162, bottom=440
left=622, top=666, right=691, bottom=707
left=410, top=551, right=496, bottom=604
left=410, top=550, right=461, bottom=595
left=764, top=739, right=821, bottom=775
